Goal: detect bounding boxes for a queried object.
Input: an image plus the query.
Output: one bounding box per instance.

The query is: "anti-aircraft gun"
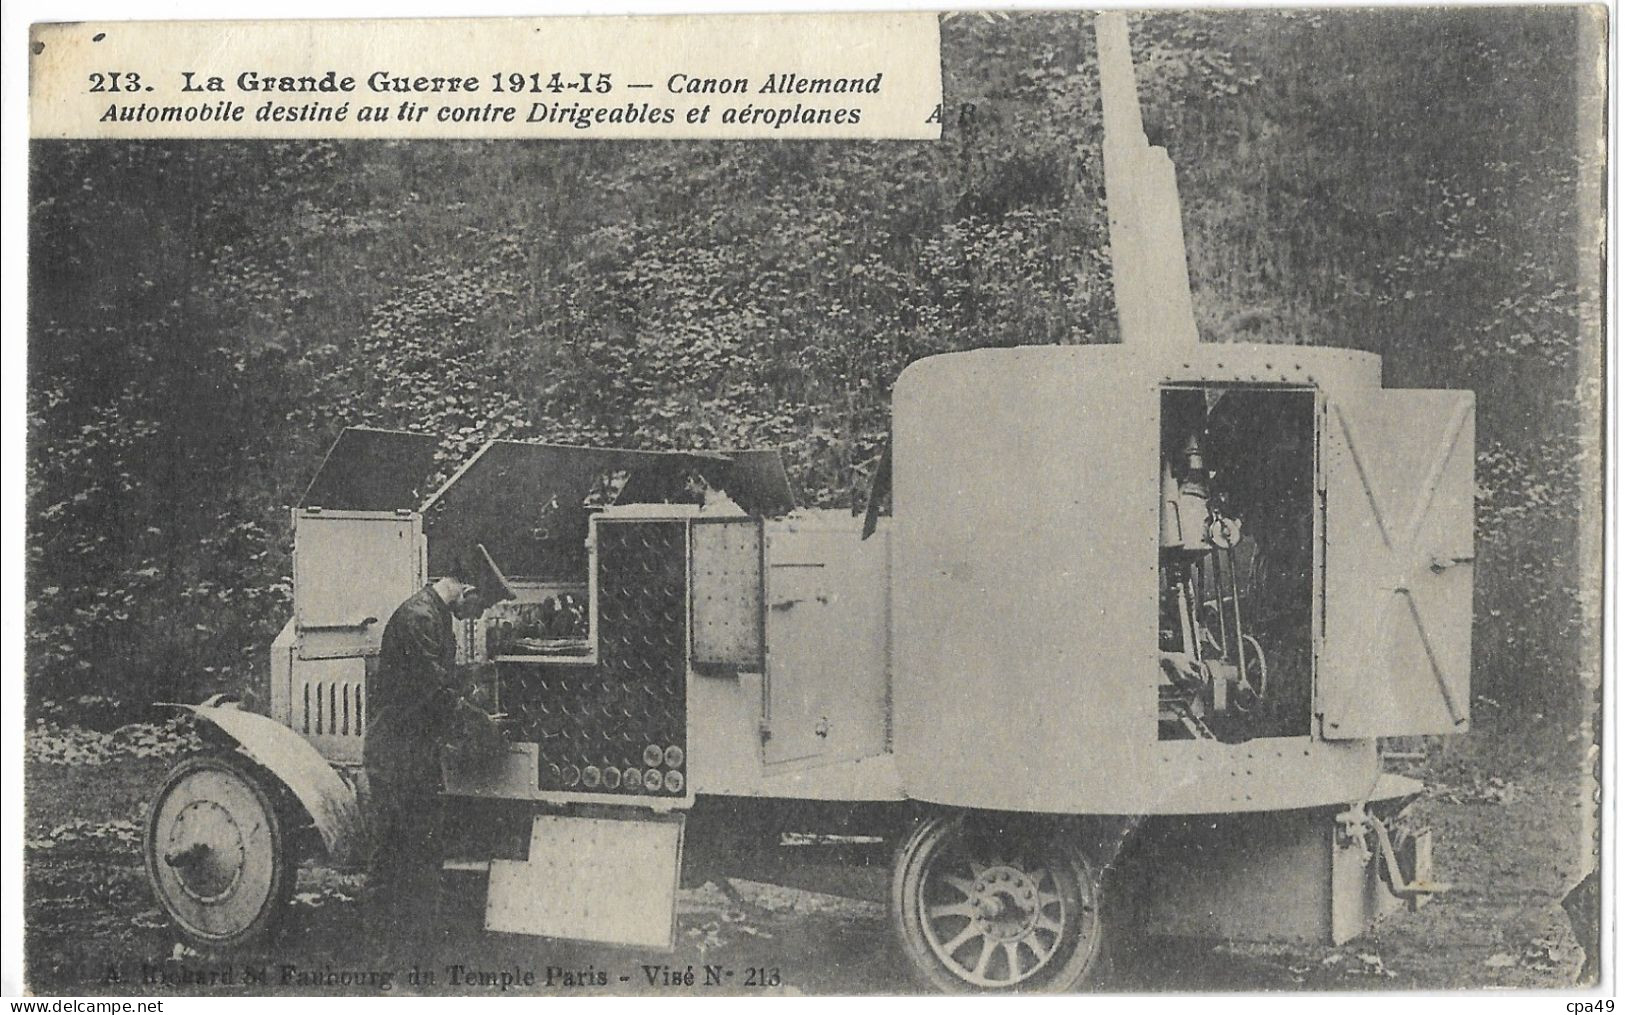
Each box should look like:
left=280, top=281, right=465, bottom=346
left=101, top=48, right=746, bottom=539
left=144, top=14, right=1471, bottom=992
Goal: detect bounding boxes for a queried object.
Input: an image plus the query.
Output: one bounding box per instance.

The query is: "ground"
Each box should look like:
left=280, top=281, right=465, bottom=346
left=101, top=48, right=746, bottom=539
left=23, top=709, right=1597, bottom=996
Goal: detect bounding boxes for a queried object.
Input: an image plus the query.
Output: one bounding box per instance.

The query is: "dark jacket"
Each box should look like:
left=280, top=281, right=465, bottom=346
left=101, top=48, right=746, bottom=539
left=365, top=584, right=459, bottom=772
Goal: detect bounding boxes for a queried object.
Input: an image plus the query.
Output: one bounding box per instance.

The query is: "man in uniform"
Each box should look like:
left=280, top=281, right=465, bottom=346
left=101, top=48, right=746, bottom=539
left=362, top=543, right=514, bottom=940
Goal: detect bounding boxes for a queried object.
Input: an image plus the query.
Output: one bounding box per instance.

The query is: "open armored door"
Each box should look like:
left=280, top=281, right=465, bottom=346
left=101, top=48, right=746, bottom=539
left=294, top=428, right=438, bottom=661
left=1318, top=390, right=1475, bottom=738
left=293, top=510, right=424, bottom=660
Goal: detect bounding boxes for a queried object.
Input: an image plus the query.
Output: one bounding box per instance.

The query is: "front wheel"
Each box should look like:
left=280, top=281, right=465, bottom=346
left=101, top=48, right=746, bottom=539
left=144, top=752, right=295, bottom=950
left=891, top=813, right=1106, bottom=992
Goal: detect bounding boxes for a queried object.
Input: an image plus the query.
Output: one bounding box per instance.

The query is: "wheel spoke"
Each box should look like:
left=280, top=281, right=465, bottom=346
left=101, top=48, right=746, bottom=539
left=1034, top=912, right=1064, bottom=935
left=971, top=937, right=997, bottom=979
left=939, top=922, right=981, bottom=955
left=928, top=902, right=977, bottom=921
left=942, top=874, right=979, bottom=899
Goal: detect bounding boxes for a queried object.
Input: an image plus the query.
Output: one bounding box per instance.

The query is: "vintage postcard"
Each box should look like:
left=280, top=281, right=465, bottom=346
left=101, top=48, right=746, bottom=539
left=11, top=3, right=1609, bottom=999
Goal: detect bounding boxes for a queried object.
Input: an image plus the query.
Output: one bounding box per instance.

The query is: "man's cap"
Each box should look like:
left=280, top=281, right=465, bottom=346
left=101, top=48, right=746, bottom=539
left=468, top=543, right=517, bottom=602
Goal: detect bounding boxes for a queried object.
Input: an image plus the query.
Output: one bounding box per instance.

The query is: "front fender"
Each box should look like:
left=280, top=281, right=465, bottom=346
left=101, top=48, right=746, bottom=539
left=164, top=701, right=364, bottom=864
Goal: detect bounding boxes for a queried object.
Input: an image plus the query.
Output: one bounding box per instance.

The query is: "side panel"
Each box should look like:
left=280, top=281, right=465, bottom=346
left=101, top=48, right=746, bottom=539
left=680, top=512, right=899, bottom=800
left=1132, top=803, right=1412, bottom=945
left=269, top=618, right=295, bottom=725
left=293, top=510, right=422, bottom=661
left=685, top=518, right=898, bottom=800
left=891, top=349, right=1161, bottom=813
left=762, top=522, right=890, bottom=768
left=691, top=518, right=764, bottom=669
left=485, top=812, right=684, bottom=950
left=763, top=551, right=834, bottom=765
left=1135, top=810, right=1336, bottom=943
left=1319, top=391, right=1474, bottom=738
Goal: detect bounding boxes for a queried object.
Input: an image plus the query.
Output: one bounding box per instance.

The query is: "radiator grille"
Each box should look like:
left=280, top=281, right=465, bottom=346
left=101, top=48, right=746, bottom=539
left=297, top=676, right=366, bottom=761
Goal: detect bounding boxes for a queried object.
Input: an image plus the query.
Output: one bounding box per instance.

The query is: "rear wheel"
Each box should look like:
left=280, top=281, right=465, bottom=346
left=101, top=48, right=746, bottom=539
left=144, top=752, right=294, bottom=950
left=891, top=814, right=1106, bottom=992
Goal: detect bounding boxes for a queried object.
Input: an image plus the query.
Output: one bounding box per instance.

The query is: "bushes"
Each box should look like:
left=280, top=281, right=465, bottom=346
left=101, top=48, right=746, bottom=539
left=26, top=11, right=1595, bottom=718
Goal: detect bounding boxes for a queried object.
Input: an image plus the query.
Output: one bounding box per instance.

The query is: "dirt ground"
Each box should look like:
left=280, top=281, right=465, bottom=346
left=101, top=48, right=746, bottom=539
left=23, top=709, right=1598, bottom=996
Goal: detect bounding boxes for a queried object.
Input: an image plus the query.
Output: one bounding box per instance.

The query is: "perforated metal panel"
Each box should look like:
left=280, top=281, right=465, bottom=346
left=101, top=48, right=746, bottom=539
left=503, top=519, right=688, bottom=798
left=486, top=813, right=684, bottom=948
left=691, top=518, right=764, bottom=668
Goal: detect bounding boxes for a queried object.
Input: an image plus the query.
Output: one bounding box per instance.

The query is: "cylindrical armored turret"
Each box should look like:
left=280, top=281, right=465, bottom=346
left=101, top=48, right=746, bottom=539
left=889, top=16, right=1474, bottom=817
left=889, top=342, right=1476, bottom=816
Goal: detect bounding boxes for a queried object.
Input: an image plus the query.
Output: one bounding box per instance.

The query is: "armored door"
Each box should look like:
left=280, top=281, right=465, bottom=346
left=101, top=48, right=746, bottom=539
left=763, top=546, right=837, bottom=765
left=1318, top=390, right=1475, bottom=738
left=292, top=509, right=424, bottom=661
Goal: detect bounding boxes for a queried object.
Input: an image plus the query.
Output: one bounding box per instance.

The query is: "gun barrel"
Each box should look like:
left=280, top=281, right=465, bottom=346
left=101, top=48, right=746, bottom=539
left=1094, top=12, right=1200, bottom=349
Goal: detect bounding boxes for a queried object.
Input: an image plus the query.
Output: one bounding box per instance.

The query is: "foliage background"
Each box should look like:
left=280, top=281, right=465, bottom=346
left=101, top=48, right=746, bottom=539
left=27, top=10, right=1601, bottom=720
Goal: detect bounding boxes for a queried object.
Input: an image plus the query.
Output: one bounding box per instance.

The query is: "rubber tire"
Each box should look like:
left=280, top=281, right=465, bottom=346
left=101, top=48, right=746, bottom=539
left=144, top=752, right=295, bottom=951
left=891, top=813, right=1106, bottom=993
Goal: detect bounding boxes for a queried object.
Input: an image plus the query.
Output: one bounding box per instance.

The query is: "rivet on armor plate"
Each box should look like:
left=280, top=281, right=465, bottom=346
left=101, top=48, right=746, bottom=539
left=643, top=769, right=663, bottom=791
left=561, top=764, right=581, bottom=787
left=643, top=744, right=664, bottom=767
left=664, top=770, right=684, bottom=794
left=664, top=745, right=684, bottom=768
left=603, top=767, right=621, bottom=789
left=582, top=766, right=602, bottom=788
left=624, top=767, right=643, bottom=789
